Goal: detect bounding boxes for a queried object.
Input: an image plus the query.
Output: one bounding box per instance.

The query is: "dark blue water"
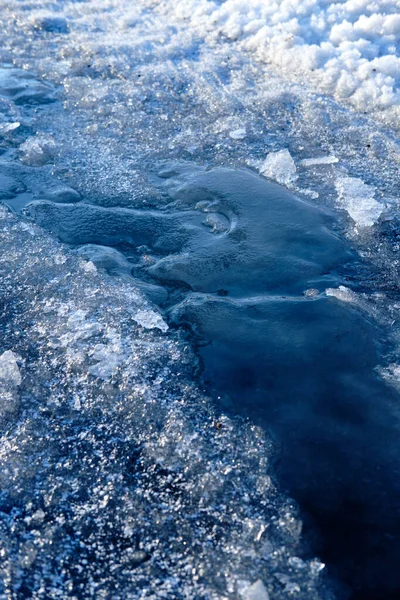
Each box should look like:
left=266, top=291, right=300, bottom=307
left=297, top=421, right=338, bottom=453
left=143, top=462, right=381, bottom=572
left=25, top=164, right=400, bottom=599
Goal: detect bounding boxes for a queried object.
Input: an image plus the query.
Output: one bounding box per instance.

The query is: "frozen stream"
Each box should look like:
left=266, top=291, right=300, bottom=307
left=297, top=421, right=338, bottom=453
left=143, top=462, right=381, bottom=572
left=0, top=1, right=400, bottom=599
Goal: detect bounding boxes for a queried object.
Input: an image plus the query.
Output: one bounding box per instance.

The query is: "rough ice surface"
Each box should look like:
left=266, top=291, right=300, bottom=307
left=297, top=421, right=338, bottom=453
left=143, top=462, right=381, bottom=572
left=325, top=285, right=359, bottom=304
left=0, top=0, right=399, bottom=598
left=0, top=208, right=331, bottom=599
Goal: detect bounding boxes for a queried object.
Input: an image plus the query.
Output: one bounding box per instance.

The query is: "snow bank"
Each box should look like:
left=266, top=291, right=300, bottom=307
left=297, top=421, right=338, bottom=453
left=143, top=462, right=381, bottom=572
left=179, top=0, right=400, bottom=124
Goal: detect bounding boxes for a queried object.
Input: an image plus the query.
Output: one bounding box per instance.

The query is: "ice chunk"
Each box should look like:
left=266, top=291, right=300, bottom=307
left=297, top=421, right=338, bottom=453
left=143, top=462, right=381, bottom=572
left=259, top=150, right=298, bottom=186
left=134, top=308, right=168, bottom=332
left=326, top=285, right=357, bottom=304
left=20, top=136, right=56, bottom=166
left=335, top=176, right=384, bottom=228
left=82, top=260, right=97, bottom=274
left=0, top=350, right=22, bottom=386
left=229, top=127, right=246, bottom=140
left=0, top=121, right=20, bottom=133
left=300, top=156, right=339, bottom=167
left=241, top=579, right=270, bottom=600
left=134, top=309, right=168, bottom=332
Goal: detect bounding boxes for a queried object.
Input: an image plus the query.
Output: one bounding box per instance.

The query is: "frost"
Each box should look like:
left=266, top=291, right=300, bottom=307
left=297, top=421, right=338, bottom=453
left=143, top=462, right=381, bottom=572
left=259, top=150, right=298, bottom=187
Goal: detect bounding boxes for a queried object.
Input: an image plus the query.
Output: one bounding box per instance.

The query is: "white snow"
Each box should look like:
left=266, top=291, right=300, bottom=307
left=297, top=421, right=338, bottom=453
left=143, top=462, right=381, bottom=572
left=180, top=0, right=400, bottom=124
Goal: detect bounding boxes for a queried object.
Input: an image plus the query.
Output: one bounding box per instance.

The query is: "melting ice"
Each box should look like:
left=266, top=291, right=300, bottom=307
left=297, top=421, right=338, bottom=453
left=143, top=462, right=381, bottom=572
left=0, top=1, right=400, bottom=599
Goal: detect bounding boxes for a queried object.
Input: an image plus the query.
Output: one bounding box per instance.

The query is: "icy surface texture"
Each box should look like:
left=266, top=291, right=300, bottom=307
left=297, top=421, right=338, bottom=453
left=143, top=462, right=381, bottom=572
left=177, top=0, right=400, bottom=124
left=0, top=1, right=399, bottom=598
left=0, top=207, right=332, bottom=599
left=144, top=166, right=400, bottom=599
left=0, top=68, right=56, bottom=106
left=0, top=0, right=399, bottom=231
left=29, top=165, right=351, bottom=297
